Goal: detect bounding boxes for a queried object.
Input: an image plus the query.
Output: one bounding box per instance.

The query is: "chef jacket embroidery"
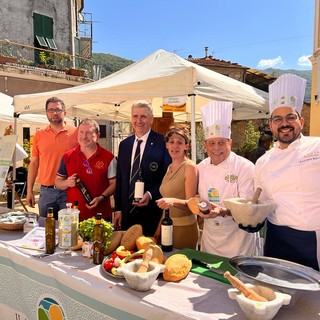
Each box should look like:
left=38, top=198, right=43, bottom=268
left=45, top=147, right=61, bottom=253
left=208, top=187, right=220, bottom=202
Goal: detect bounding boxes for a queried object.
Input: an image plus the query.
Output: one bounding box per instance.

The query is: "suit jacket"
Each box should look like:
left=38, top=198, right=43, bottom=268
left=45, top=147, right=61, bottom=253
left=115, top=130, right=171, bottom=235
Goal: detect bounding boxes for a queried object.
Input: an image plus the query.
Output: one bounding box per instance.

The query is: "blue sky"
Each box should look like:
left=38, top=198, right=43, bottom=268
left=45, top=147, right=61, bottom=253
left=84, top=0, right=314, bottom=70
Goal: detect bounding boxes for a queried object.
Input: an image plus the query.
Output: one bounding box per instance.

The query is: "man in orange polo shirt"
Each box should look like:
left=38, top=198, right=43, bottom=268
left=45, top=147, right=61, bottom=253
left=26, top=97, right=78, bottom=218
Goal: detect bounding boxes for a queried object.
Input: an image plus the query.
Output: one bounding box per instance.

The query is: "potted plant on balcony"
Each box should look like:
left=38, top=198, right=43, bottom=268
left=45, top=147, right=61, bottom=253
left=0, top=39, right=17, bottom=64
left=68, top=67, right=85, bottom=77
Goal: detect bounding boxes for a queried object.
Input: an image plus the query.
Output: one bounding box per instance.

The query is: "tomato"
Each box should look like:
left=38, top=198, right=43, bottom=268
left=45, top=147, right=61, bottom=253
left=103, top=259, right=114, bottom=271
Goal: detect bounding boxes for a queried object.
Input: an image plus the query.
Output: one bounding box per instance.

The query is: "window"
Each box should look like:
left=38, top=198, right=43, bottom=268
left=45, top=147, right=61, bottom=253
left=33, top=12, right=57, bottom=64
left=33, top=12, right=56, bottom=49
left=46, top=38, right=57, bottom=50
left=35, top=35, right=48, bottom=47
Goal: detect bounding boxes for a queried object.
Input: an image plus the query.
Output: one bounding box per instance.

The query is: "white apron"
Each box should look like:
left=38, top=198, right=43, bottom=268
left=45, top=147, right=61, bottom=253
left=198, top=153, right=259, bottom=258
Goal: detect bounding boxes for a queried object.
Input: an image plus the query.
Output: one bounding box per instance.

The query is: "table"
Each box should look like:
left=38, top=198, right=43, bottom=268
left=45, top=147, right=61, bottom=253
left=0, top=228, right=320, bottom=320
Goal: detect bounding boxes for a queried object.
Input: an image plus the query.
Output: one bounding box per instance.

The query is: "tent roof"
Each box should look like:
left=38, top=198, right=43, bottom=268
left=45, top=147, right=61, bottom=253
left=13, top=49, right=269, bottom=121
left=0, top=92, right=60, bottom=125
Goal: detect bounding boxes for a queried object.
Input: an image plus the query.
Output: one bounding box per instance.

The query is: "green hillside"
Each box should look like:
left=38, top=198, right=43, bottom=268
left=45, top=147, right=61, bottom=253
left=91, top=53, right=134, bottom=78
left=263, top=68, right=311, bottom=102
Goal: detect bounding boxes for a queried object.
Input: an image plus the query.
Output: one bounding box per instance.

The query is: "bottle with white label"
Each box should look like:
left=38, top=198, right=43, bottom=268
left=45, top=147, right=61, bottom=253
left=134, top=168, right=144, bottom=202
left=161, top=209, right=173, bottom=252
left=58, top=203, right=79, bottom=257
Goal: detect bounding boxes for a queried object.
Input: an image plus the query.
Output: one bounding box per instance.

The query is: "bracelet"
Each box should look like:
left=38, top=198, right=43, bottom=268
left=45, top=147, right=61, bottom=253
left=101, top=194, right=108, bottom=200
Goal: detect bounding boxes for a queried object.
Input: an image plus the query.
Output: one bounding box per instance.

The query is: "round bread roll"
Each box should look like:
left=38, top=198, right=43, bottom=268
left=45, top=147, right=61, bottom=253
left=163, top=254, right=192, bottom=282
left=136, top=236, right=156, bottom=250
left=120, top=224, right=143, bottom=250
left=105, top=230, right=126, bottom=255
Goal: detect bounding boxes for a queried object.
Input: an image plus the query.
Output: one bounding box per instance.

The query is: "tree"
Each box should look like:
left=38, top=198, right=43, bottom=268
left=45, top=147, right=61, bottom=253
left=238, top=121, right=260, bottom=158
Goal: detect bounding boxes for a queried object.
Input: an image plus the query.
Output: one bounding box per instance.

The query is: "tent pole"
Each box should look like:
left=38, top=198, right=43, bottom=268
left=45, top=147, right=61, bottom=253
left=190, top=95, right=196, bottom=163
left=11, top=113, right=19, bottom=209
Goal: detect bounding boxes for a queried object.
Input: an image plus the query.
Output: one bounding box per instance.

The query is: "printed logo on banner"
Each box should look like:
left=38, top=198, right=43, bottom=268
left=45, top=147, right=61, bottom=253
left=37, top=296, right=65, bottom=320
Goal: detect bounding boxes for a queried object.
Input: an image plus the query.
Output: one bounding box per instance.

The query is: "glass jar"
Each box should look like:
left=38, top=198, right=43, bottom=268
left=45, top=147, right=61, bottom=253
left=23, top=214, right=39, bottom=233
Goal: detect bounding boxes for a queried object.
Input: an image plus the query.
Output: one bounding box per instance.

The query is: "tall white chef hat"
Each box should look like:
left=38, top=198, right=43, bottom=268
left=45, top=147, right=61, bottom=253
left=269, top=73, right=306, bottom=115
left=201, top=101, right=233, bottom=140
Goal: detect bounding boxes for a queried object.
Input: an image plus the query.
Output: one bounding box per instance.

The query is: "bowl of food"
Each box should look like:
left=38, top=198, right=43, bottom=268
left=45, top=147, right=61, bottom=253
left=116, top=259, right=165, bottom=291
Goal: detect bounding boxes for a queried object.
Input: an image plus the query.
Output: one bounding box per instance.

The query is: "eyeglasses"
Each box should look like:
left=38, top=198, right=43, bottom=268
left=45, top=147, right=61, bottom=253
left=270, top=113, right=300, bottom=125
left=83, top=160, right=93, bottom=174
left=47, top=108, right=64, bottom=114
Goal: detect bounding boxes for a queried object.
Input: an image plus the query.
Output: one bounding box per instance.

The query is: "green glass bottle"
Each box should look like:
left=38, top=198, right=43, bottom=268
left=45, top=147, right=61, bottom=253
left=92, top=213, right=105, bottom=264
left=45, top=207, right=55, bottom=254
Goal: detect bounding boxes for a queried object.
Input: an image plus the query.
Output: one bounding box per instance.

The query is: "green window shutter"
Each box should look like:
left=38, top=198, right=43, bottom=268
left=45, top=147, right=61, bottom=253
left=33, top=13, right=53, bottom=37
left=43, top=15, right=53, bottom=38
left=33, top=12, right=43, bottom=36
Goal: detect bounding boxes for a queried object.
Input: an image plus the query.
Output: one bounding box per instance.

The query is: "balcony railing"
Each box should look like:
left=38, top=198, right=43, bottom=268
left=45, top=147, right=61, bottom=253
left=0, top=39, right=94, bottom=78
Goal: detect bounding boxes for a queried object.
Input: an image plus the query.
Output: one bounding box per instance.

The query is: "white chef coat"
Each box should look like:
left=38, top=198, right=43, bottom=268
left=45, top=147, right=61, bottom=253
left=254, top=135, right=320, bottom=231
left=198, top=152, right=259, bottom=258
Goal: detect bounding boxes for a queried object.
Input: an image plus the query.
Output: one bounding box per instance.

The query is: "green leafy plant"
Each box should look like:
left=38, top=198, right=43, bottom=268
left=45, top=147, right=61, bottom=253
left=78, top=217, right=113, bottom=250
left=0, top=39, right=14, bottom=58
left=22, top=139, right=31, bottom=167
left=39, top=51, right=51, bottom=67
left=238, top=121, right=260, bottom=157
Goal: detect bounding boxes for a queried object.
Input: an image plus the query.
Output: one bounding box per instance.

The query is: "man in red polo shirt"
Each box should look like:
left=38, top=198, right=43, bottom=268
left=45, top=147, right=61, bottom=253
left=26, top=97, right=78, bottom=219
left=55, top=118, right=116, bottom=221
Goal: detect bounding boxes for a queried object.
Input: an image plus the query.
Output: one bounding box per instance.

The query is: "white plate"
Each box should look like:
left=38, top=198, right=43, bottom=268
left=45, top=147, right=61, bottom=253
left=101, top=255, right=124, bottom=279
left=230, top=256, right=320, bottom=291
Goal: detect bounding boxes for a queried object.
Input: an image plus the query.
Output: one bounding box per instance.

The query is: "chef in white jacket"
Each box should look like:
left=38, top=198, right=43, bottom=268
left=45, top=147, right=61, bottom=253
left=197, top=101, right=259, bottom=258
left=254, top=74, right=320, bottom=271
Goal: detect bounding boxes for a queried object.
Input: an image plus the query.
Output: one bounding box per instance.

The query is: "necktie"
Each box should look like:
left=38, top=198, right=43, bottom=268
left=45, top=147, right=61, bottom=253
left=129, top=139, right=142, bottom=210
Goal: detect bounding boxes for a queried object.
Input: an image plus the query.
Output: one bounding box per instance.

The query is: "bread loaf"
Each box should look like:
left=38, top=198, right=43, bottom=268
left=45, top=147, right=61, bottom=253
left=136, top=236, right=156, bottom=250
left=163, top=254, right=191, bottom=282
left=120, top=224, right=143, bottom=250
left=105, top=231, right=126, bottom=255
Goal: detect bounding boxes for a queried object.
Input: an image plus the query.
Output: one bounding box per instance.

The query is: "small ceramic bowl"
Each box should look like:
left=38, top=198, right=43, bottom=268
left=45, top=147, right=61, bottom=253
left=228, top=283, right=291, bottom=320
left=116, top=259, right=165, bottom=291
left=223, top=198, right=275, bottom=227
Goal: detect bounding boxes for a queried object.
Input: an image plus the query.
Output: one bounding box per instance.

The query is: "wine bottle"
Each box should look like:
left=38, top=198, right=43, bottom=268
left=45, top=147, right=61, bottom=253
left=75, top=177, right=93, bottom=205
left=161, top=209, right=173, bottom=252
left=134, top=168, right=144, bottom=202
left=45, top=207, right=56, bottom=254
left=92, top=213, right=105, bottom=264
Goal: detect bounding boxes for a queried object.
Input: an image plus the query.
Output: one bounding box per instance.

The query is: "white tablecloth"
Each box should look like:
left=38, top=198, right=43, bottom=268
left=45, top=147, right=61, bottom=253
left=0, top=228, right=319, bottom=320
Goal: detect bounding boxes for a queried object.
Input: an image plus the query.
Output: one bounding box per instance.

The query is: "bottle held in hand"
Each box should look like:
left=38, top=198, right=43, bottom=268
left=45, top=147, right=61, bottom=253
left=92, top=213, right=105, bottom=264
left=45, top=207, right=55, bottom=254
left=134, top=168, right=144, bottom=202
left=76, top=177, right=93, bottom=205
left=161, top=209, right=173, bottom=252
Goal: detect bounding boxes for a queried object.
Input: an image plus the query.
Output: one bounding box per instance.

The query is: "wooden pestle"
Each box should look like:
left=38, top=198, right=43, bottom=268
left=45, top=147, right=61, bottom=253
left=252, top=188, right=262, bottom=204
left=136, top=245, right=154, bottom=273
left=224, top=271, right=268, bottom=302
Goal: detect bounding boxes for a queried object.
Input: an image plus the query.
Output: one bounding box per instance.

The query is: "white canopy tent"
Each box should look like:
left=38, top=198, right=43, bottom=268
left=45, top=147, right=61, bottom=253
left=1, top=92, right=53, bottom=125
left=13, top=49, right=269, bottom=160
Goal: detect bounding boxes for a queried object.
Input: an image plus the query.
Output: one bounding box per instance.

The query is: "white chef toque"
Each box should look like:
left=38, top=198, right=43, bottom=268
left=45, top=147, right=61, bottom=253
left=201, top=101, right=233, bottom=140
left=269, top=73, right=306, bottom=115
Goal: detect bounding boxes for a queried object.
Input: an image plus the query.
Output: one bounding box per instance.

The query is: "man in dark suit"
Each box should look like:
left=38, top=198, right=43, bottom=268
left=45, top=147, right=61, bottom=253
left=114, top=100, right=171, bottom=236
